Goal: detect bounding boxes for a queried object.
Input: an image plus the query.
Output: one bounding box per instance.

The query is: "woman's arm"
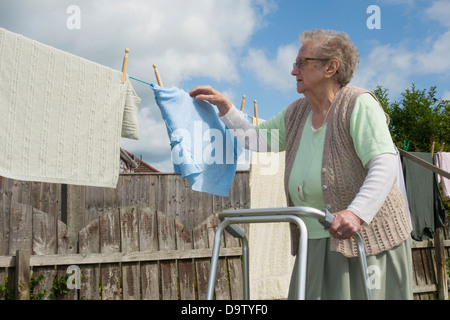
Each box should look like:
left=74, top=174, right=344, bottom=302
left=328, top=153, right=398, bottom=239
left=190, top=85, right=269, bottom=152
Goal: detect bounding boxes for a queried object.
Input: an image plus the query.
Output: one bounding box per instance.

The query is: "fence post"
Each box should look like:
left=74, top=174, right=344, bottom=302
left=61, top=184, right=82, bottom=245
left=434, top=227, right=448, bottom=300
left=15, top=249, right=31, bottom=300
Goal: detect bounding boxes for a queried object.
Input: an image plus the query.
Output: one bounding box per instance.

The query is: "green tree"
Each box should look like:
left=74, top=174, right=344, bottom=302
left=373, top=84, right=450, bottom=152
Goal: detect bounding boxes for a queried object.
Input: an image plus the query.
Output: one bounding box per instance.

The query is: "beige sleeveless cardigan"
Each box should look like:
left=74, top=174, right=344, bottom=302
left=285, top=86, right=411, bottom=257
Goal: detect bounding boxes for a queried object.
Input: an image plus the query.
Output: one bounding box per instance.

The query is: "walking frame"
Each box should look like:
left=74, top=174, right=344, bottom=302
left=206, top=206, right=372, bottom=300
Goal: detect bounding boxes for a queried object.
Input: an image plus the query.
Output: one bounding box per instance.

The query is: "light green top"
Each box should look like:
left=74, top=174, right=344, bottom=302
left=257, top=93, right=396, bottom=238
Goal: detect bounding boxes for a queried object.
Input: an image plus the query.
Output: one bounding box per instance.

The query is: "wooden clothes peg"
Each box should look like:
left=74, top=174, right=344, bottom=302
left=122, top=48, right=130, bottom=83
left=440, top=142, right=445, bottom=153
left=153, top=64, right=164, bottom=87
left=431, top=141, right=435, bottom=159
left=253, top=99, right=259, bottom=125
left=240, top=95, right=246, bottom=112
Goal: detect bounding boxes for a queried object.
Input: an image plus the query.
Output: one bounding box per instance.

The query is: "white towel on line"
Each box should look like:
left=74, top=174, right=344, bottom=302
left=436, top=152, right=450, bottom=199
left=0, top=27, right=141, bottom=188
left=248, top=117, right=295, bottom=300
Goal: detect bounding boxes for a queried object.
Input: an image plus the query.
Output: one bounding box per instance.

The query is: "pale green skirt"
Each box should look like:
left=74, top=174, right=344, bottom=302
left=288, top=237, right=414, bottom=300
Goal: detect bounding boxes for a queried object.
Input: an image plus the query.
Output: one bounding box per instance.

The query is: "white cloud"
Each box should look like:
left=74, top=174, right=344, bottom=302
left=351, top=43, right=415, bottom=94
left=425, top=0, right=450, bottom=27
left=0, top=0, right=277, bottom=171
left=416, top=31, right=450, bottom=74
left=443, top=90, right=450, bottom=100
left=242, top=43, right=298, bottom=92
left=352, top=0, right=450, bottom=96
left=0, top=0, right=272, bottom=85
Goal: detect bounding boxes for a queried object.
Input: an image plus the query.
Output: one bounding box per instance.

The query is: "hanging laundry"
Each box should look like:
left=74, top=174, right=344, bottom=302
left=151, top=84, right=243, bottom=197
left=402, top=152, right=446, bottom=240
left=436, top=152, right=450, bottom=199
left=0, top=28, right=141, bottom=188
left=395, top=147, right=413, bottom=230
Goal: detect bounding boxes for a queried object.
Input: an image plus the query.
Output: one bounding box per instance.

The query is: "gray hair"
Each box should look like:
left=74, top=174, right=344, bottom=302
left=299, top=29, right=359, bottom=86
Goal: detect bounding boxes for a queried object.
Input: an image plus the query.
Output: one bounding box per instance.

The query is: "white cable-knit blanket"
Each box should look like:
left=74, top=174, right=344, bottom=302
left=0, top=28, right=140, bottom=188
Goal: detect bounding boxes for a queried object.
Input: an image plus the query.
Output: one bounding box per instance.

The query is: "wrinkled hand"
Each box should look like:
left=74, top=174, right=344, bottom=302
left=189, top=85, right=233, bottom=117
left=328, top=210, right=363, bottom=240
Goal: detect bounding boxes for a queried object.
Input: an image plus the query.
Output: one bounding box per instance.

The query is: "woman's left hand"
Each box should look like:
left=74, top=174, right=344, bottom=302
left=328, top=210, right=363, bottom=239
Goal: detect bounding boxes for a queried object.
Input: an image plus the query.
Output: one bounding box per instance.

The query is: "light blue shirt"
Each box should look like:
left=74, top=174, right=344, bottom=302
left=151, top=84, right=243, bottom=197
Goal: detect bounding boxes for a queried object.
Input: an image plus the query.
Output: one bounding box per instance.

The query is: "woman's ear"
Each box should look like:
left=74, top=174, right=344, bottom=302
left=326, top=59, right=340, bottom=78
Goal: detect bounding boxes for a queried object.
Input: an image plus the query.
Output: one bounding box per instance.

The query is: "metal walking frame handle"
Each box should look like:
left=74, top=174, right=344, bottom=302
left=206, top=206, right=372, bottom=300
left=319, top=209, right=373, bottom=300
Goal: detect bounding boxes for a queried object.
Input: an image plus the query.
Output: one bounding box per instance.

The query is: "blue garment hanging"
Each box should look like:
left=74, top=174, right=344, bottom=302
left=148, top=83, right=243, bottom=197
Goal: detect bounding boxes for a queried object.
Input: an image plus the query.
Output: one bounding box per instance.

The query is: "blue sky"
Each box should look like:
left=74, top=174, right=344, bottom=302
left=1, top=0, right=449, bottom=171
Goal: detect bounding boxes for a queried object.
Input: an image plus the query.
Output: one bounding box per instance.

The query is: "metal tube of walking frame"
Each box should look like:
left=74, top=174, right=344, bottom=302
left=206, top=220, right=228, bottom=300
left=241, top=236, right=250, bottom=299
left=207, top=206, right=372, bottom=300
left=206, top=214, right=309, bottom=300
left=353, top=232, right=372, bottom=300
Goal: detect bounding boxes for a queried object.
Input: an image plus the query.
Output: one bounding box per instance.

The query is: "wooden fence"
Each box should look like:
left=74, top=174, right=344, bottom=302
left=0, top=172, right=449, bottom=300
left=0, top=172, right=249, bottom=300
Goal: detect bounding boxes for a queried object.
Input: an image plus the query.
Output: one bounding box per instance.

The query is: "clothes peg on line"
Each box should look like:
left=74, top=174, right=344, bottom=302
left=240, top=95, right=246, bottom=112
left=440, top=142, right=445, bottom=153
left=122, top=48, right=130, bottom=83
left=153, top=64, right=164, bottom=87
left=431, top=141, right=435, bottom=159
left=253, top=99, right=259, bottom=125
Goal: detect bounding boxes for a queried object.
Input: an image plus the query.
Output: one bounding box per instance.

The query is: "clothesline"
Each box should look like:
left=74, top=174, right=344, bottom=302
left=129, top=76, right=153, bottom=86
left=128, top=69, right=450, bottom=180
left=128, top=76, right=258, bottom=121
left=398, top=149, right=450, bottom=179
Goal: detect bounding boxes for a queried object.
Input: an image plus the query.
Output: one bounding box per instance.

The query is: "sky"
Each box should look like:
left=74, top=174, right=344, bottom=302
left=1, top=0, right=449, bottom=172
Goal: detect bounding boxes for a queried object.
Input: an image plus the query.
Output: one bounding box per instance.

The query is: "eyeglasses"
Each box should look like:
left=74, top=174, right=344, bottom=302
left=293, top=57, right=330, bottom=69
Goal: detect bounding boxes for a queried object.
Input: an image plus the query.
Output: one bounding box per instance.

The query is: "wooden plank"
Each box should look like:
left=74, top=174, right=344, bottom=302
left=56, top=220, right=77, bottom=300
left=139, top=175, right=149, bottom=207
left=147, top=175, right=158, bottom=210
left=157, top=211, right=178, bottom=300
left=31, top=208, right=57, bottom=300
left=85, top=186, right=98, bottom=227
left=0, top=267, right=6, bottom=300
left=434, top=227, right=449, bottom=299
left=0, top=201, right=9, bottom=260
left=64, top=184, right=81, bottom=249
left=412, top=248, right=429, bottom=292
left=120, top=207, right=140, bottom=300
left=121, top=174, right=133, bottom=207
left=0, top=247, right=243, bottom=267
left=8, top=202, right=32, bottom=255
left=0, top=197, right=10, bottom=300
left=15, top=249, right=31, bottom=300
left=99, top=209, right=121, bottom=300
left=193, top=217, right=210, bottom=300
left=139, top=207, right=159, bottom=300
left=157, top=175, right=168, bottom=215
left=79, top=218, right=100, bottom=300
left=175, top=219, right=195, bottom=300
left=193, top=214, right=229, bottom=300
left=414, top=283, right=438, bottom=293
left=32, top=209, right=56, bottom=255
left=227, top=255, right=244, bottom=300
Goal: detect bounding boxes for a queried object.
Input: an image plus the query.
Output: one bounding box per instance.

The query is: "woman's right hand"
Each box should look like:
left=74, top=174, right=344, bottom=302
left=189, top=85, right=233, bottom=117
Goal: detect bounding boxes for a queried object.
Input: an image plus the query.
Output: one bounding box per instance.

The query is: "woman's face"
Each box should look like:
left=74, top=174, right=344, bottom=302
left=291, top=42, right=326, bottom=95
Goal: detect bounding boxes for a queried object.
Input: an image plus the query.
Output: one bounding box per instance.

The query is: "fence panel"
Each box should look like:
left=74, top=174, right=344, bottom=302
left=1, top=173, right=448, bottom=300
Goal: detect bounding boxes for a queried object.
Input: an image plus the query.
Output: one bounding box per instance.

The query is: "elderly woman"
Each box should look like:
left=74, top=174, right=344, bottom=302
left=190, top=29, right=413, bottom=300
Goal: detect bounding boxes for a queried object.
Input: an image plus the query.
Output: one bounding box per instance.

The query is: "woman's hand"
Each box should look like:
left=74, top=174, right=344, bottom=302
left=328, top=209, right=363, bottom=239
left=189, top=85, right=233, bottom=117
